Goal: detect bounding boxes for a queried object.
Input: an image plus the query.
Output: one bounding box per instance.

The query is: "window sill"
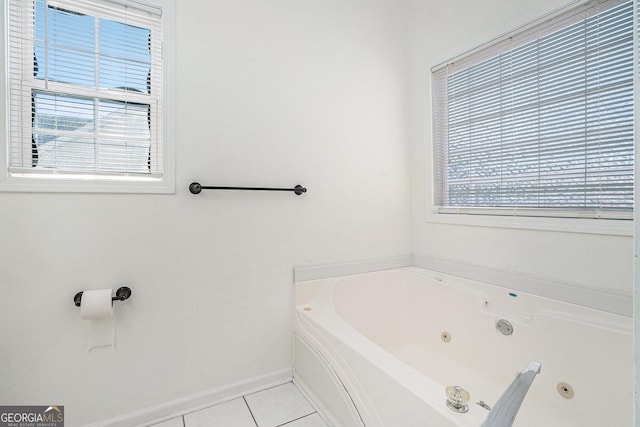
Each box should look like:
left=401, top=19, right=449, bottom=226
left=425, top=209, right=632, bottom=236
left=0, top=174, right=175, bottom=194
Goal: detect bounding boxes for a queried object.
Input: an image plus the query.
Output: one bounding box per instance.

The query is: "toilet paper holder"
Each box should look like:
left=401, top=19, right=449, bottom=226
left=74, top=287, right=132, bottom=307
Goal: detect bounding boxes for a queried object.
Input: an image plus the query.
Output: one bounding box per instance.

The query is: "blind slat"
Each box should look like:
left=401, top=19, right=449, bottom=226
left=8, top=0, right=163, bottom=177
left=432, top=0, right=634, bottom=217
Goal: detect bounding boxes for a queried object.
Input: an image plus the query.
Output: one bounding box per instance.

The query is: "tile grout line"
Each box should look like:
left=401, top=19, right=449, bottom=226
left=161, top=381, right=320, bottom=427
left=243, top=396, right=259, bottom=427
left=275, top=411, right=318, bottom=427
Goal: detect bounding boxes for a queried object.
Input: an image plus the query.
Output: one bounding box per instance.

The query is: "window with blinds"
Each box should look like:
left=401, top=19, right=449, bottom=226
left=7, top=0, right=164, bottom=182
left=431, top=0, right=634, bottom=219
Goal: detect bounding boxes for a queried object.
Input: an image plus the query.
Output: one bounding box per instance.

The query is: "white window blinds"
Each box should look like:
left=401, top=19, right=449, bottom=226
left=432, top=0, right=634, bottom=219
left=7, top=0, right=163, bottom=178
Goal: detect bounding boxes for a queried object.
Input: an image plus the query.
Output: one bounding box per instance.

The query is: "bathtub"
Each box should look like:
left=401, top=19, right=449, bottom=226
left=293, top=267, right=632, bottom=427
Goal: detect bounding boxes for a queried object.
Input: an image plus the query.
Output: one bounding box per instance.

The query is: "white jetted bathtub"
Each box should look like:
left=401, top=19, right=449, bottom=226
left=293, top=267, right=632, bottom=427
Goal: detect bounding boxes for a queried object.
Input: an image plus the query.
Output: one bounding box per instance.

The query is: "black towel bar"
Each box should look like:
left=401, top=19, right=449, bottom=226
left=189, top=182, right=307, bottom=195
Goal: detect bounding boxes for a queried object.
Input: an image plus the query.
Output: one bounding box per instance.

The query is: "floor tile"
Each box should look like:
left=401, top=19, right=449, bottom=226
left=184, top=398, right=256, bottom=427
left=244, top=383, right=315, bottom=427
left=278, top=413, right=327, bottom=427
left=151, top=417, right=183, bottom=427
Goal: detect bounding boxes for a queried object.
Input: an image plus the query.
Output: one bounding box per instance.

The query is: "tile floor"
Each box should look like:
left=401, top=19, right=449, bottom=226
left=152, top=382, right=328, bottom=427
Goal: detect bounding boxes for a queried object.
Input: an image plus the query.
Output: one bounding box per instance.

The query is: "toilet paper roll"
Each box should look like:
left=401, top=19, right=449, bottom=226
left=80, top=289, right=115, bottom=350
left=80, top=289, right=113, bottom=319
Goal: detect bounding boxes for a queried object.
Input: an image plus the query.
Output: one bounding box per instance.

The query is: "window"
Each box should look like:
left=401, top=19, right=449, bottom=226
left=3, top=0, right=174, bottom=192
left=431, top=0, right=633, bottom=220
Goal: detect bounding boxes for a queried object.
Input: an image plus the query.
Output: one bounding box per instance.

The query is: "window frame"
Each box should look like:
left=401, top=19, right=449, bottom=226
left=426, top=0, right=635, bottom=236
left=0, top=0, right=175, bottom=193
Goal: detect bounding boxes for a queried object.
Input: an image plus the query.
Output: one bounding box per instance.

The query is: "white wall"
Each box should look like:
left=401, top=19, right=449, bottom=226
left=407, top=0, right=633, bottom=296
left=5, top=0, right=633, bottom=424
left=0, top=0, right=411, bottom=424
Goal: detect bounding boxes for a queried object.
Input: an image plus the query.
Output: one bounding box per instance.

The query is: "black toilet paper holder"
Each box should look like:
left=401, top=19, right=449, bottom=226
left=74, top=287, right=132, bottom=307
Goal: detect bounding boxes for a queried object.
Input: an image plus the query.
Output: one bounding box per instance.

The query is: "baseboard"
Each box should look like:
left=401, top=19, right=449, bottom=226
left=293, top=377, right=338, bottom=427
left=87, top=368, right=292, bottom=427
